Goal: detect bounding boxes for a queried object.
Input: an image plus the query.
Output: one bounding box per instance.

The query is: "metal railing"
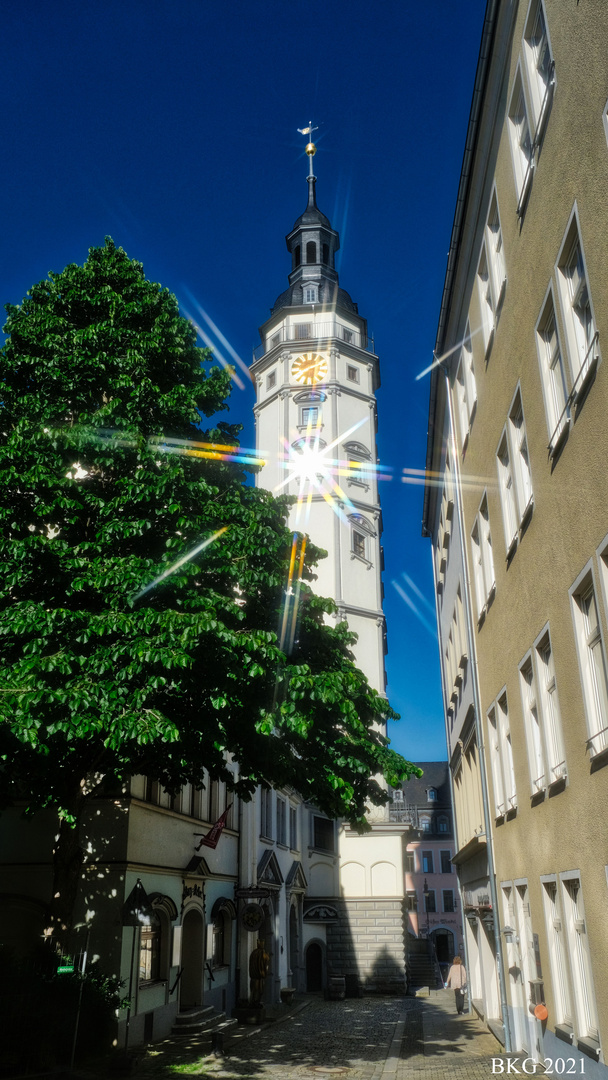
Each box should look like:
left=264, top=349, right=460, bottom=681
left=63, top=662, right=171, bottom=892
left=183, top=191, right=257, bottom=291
left=253, top=321, right=375, bottom=361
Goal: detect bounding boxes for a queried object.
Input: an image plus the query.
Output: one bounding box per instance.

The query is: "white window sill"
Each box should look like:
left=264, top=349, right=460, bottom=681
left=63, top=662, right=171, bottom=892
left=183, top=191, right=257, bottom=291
left=505, top=533, right=518, bottom=560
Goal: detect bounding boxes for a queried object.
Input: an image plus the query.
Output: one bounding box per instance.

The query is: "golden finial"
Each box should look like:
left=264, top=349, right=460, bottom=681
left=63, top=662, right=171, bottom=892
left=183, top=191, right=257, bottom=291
left=298, top=121, right=318, bottom=175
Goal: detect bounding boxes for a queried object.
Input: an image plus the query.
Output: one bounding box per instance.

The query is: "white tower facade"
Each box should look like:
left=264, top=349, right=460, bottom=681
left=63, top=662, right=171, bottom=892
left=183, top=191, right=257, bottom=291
left=251, top=168, right=386, bottom=695
left=249, top=152, right=408, bottom=995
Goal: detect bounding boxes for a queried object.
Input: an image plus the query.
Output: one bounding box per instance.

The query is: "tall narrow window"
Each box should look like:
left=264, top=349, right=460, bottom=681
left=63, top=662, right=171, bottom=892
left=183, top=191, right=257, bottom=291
left=557, top=221, right=599, bottom=395
left=535, top=629, right=567, bottom=783
left=276, top=797, right=287, bottom=845
left=471, top=494, right=495, bottom=619
left=289, top=804, right=298, bottom=850
left=260, top=788, right=273, bottom=839
left=499, top=693, right=517, bottom=811
left=486, top=192, right=507, bottom=311
left=454, top=330, right=477, bottom=448
left=497, top=432, right=518, bottom=555
left=422, top=850, right=434, bottom=874
left=322, top=243, right=329, bottom=264
left=523, top=0, right=554, bottom=136
left=541, top=878, right=573, bottom=1029
left=520, top=656, right=545, bottom=793
left=294, top=245, right=301, bottom=268
left=477, top=245, right=495, bottom=354
left=440, top=850, right=452, bottom=874
left=536, top=293, right=569, bottom=454
left=571, top=575, right=608, bottom=758
left=306, top=241, right=317, bottom=264
left=424, top=890, right=436, bottom=913
left=508, top=393, right=533, bottom=523
left=443, top=890, right=455, bottom=913
left=508, top=70, right=533, bottom=213
left=560, top=875, right=600, bottom=1042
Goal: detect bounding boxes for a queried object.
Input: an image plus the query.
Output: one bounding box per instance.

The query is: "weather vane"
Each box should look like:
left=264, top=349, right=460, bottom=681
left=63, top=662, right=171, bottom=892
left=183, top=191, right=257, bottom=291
left=297, top=121, right=318, bottom=177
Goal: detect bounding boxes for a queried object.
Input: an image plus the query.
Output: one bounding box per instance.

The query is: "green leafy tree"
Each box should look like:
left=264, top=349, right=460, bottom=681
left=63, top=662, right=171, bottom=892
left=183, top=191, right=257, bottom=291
left=0, top=239, right=418, bottom=935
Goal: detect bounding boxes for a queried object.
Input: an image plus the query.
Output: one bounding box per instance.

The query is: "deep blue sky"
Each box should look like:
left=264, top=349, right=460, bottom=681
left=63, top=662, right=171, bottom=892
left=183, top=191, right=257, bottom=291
left=2, top=0, right=486, bottom=763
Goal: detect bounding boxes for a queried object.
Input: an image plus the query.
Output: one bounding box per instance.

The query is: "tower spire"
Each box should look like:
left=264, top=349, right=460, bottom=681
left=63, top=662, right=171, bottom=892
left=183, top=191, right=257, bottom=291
left=297, top=121, right=319, bottom=205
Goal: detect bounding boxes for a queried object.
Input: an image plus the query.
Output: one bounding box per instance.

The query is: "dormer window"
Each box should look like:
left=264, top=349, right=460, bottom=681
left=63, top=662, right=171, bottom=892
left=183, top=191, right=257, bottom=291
left=304, top=285, right=318, bottom=305
left=306, top=241, right=317, bottom=264
left=427, top=788, right=437, bottom=802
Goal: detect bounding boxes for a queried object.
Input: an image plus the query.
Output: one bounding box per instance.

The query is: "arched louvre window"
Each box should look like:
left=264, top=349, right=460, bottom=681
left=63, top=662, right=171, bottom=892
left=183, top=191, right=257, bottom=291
left=306, top=241, right=317, bottom=264
left=294, top=245, right=301, bottom=267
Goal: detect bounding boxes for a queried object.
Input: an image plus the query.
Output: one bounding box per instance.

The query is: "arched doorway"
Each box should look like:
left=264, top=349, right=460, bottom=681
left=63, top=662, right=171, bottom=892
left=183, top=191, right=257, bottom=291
left=305, top=942, right=323, bottom=991
left=431, top=927, right=454, bottom=964
left=180, top=908, right=204, bottom=1010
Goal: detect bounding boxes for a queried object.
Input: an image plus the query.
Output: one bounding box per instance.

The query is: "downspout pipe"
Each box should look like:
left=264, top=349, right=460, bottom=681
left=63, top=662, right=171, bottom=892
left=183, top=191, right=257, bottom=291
left=443, top=366, right=512, bottom=1052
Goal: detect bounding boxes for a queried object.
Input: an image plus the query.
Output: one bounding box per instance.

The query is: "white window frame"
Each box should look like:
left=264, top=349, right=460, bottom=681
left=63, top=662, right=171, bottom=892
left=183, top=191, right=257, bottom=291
left=276, top=796, right=287, bottom=846
left=300, top=405, right=320, bottom=429
left=487, top=693, right=517, bottom=818
left=570, top=564, right=608, bottom=759
left=559, top=871, right=600, bottom=1043
left=346, top=362, right=359, bottom=383
left=534, top=625, right=567, bottom=785
left=303, top=284, right=318, bottom=304
left=266, top=370, right=277, bottom=391
left=496, top=387, right=534, bottom=556
left=603, top=95, right=608, bottom=150
left=540, top=874, right=573, bottom=1029
left=485, top=189, right=507, bottom=314
left=477, top=243, right=495, bottom=356
left=471, top=491, right=495, bottom=620
left=260, top=787, right=273, bottom=840
left=522, top=0, right=555, bottom=140
left=555, top=207, right=600, bottom=399
left=507, top=65, right=534, bottom=215
left=535, top=283, right=570, bottom=455
left=496, top=428, right=519, bottom=557
left=519, top=651, right=546, bottom=795
left=454, top=325, right=477, bottom=448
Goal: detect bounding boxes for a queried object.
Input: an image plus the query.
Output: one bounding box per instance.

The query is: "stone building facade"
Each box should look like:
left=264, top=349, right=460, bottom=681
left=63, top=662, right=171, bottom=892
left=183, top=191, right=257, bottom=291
left=424, top=0, right=608, bottom=1072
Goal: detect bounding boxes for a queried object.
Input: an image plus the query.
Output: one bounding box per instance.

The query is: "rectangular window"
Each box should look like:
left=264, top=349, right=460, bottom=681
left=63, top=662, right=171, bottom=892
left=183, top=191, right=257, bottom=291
left=289, top=804, right=298, bottom=850
left=557, top=218, right=599, bottom=396
left=508, top=393, right=533, bottom=523
left=497, top=391, right=534, bottom=557
left=471, top=493, right=496, bottom=618
left=346, top=362, right=358, bottom=381
left=541, top=877, right=573, bottom=1027
left=301, top=406, right=319, bottom=427
left=443, top=890, right=455, bottom=913
left=571, top=574, right=608, bottom=758
left=422, top=850, right=434, bottom=874
left=477, top=245, right=495, bottom=354
left=295, top=323, right=311, bottom=340
left=535, top=292, right=569, bottom=454
left=313, top=815, right=335, bottom=852
left=266, top=370, right=276, bottom=390
left=352, top=530, right=366, bottom=560
left=560, top=874, right=600, bottom=1041
left=535, top=629, right=567, bottom=783
left=520, top=655, right=546, bottom=793
left=260, top=788, right=273, bottom=839
left=276, top=797, right=286, bottom=845
left=497, top=431, right=519, bottom=556
left=343, top=329, right=354, bottom=344
left=406, top=891, right=418, bottom=912
left=486, top=192, right=507, bottom=312
left=487, top=695, right=517, bottom=817
left=440, top=850, right=452, bottom=874
left=424, top=889, right=436, bottom=914
left=454, top=330, right=477, bottom=449
left=508, top=68, right=534, bottom=214
left=405, top=851, right=415, bottom=873
left=523, top=0, right=554, bottom=137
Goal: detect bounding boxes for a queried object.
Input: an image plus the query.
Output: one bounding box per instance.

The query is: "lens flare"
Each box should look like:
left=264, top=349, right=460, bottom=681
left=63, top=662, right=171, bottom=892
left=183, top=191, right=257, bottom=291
left=415, top=324, right=484, bottom=381
left=133, top=527, right=228, bottom=601
left=391, top=580, right=438, bottom=639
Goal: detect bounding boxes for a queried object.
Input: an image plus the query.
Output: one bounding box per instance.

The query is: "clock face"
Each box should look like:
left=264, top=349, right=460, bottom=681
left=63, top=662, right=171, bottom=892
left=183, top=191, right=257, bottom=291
left=291, top=353, right=328, bottom=385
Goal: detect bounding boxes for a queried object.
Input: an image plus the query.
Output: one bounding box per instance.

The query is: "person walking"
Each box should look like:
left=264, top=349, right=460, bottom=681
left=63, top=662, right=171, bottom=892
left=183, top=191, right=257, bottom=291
left=446, top=955, right=467, bottom=1014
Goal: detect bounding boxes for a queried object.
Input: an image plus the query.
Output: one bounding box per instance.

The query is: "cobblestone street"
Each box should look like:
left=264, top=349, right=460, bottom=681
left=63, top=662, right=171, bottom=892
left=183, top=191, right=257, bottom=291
left=120, top=989, right=511, bottom=1080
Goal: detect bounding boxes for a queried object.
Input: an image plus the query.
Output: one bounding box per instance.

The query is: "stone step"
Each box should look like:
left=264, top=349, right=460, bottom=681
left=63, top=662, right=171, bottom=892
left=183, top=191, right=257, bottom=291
left=174, top=1006, right=215, bottom=1026
left=172, top=1008, right=232, bottom=1037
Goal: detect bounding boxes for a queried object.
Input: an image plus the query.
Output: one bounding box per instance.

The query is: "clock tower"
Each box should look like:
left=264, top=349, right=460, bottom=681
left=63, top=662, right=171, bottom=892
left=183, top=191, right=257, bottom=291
left=248, top=141, right=407, bottom=996
left=250, top=145, right=387, bottom=699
